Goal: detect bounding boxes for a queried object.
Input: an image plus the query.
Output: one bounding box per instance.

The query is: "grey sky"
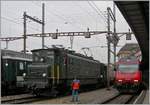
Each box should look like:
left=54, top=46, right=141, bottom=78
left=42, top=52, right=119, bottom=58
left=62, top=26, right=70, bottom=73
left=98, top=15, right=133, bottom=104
left=1, top=1, right=138, bottom=63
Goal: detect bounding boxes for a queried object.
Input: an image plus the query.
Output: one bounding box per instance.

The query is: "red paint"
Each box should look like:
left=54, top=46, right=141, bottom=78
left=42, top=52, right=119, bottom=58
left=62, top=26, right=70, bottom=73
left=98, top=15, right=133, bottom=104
left=115, top=70, right=142, bottom=84
left=115, top=58, right=142, bottom=84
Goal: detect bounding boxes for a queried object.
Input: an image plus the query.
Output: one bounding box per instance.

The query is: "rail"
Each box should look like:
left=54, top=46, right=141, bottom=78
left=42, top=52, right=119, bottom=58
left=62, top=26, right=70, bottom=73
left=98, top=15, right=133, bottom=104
left=100, top=90, right=146, bottom=104
left=133, top=90, right=147, bottom=104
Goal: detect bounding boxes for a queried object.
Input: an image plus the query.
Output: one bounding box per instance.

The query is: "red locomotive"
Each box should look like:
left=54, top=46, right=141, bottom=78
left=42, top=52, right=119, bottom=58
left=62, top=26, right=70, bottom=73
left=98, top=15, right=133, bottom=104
left=115, top=57, right=142, bottom=93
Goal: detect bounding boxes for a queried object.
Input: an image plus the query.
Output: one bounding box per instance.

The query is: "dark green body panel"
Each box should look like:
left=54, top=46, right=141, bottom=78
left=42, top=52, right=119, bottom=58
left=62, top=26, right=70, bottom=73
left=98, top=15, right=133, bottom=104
left=1, top=49, right=32, bottom=95
left=2, top=59, right=31, bottom=83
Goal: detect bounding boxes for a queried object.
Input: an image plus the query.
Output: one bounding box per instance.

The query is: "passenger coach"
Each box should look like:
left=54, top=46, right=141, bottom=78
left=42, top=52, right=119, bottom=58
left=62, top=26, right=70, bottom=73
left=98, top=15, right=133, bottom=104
left=1, top=49, right=32, bottom=96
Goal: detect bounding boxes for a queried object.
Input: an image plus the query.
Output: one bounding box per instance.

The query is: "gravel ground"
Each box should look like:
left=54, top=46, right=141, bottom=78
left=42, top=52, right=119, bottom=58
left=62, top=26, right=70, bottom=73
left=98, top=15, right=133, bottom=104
left=31, top=87, right=119, bottom=104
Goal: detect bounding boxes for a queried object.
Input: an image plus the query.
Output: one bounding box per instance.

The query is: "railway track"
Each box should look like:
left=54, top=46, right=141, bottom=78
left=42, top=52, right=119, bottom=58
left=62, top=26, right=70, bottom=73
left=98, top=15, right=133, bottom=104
left=101, top=90, right=146, bottom=104
left=1, top=89, right=146, bottom=104
left=1, top=94, right=40, bottom=104
left=1, top=97, right=38, bottom=104
left=101, top=94, right=134, bottom=104
left=1, top=87, right=107, bottom=104
left=1, top=92, right=72, bottom=104
left=133, top=90, right=147, bottom=104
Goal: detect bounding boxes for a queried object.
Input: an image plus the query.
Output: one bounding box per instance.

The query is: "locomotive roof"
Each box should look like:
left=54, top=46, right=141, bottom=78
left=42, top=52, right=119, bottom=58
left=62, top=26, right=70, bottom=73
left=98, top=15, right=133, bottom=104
left=1, top=49, right=32, bottom=61
left=31, top=48, right=64, bottom=52
left=31, top=48, right=100, bottom=63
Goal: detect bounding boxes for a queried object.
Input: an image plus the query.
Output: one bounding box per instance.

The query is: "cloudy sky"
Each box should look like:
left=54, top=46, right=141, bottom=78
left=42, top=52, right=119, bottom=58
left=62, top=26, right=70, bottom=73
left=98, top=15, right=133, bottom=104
left=1, top=1, right=138, bottom=63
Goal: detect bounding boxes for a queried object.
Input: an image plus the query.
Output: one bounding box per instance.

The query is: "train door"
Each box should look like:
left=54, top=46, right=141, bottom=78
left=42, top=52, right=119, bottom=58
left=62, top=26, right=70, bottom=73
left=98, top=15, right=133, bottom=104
left=7, top=60, right=16, bottom=89
left=54, top=52, right=61, bottom=85
left=16, top=61, right=25, bottom=87
left=1, top=59, right=5, bottom=84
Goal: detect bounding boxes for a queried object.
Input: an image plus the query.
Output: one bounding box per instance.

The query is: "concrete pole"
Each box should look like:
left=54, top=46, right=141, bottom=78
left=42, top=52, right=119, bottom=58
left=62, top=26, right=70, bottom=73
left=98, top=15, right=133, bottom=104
left=23, top=12, right=26, bottom=53
left=42, top=3, right=45, bottom=49
left=113, top=2, right=116, bottom=69
left=107, top=7, right=110, bottom=90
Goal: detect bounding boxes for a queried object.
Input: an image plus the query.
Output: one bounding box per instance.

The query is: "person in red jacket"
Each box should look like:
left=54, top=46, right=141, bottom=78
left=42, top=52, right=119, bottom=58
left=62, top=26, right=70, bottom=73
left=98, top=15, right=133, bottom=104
left=71, top=77, right=80, bottom=102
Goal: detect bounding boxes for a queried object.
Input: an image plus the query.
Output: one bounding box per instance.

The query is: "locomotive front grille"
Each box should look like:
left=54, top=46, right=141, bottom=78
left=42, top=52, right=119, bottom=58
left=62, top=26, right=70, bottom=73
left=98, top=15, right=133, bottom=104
left=26, top=77, right=46, bottom=82
left=25, top=77, right=48, bottom=88
left=28, top=64, right=50, bottom=75
left=29, top=68, right=45, bottom=76
left=26, top=64, right=51, bottom=89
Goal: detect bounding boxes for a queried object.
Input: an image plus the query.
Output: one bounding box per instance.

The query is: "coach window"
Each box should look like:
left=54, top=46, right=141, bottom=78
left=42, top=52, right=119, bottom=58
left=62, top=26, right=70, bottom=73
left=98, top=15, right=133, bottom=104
left=19, top=62, right=24, bottom=70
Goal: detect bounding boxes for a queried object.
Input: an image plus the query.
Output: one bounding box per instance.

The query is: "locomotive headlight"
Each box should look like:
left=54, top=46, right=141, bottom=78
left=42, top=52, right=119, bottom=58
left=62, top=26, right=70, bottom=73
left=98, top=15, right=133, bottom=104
left=40, top=58, right=44, bottom=62
left=5, top=63, right=8, bottom=67
left=134, top=80, right=139, bottom=82
left=42, top=73, right=47, bottom=77
left=23, top=73, right=26, bottom=77
left=118, top=79, right=122, bottom=82
left=100, top=75, right=103, bottom=78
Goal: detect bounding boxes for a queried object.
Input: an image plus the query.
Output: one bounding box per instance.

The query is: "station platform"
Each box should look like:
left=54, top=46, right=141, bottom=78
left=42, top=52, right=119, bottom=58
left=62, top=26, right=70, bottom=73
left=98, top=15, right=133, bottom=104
left=143, top=90, right=149, bottom=104
left=31, top=87, right=119, bottom=104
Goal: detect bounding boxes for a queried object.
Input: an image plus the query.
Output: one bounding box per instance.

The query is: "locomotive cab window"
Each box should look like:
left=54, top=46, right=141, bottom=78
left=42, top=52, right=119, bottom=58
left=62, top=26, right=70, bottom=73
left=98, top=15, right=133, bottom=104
left=33, top=50, right=54, bottom=63
left=118, top=64, right=139, bottom=72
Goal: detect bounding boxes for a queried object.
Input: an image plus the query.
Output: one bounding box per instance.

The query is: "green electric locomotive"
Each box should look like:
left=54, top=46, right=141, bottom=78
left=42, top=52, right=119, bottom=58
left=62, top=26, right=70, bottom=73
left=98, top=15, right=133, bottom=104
left=24, top=48, right=107, bottom=96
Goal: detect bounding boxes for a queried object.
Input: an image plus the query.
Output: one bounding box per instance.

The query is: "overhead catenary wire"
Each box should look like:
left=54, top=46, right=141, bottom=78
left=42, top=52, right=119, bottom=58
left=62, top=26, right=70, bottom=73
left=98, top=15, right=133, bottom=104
left=87, top=0, right=107, bottom=26
left=32, top=1, right=85, bottom=50
left=87, top=7, right=106, bottom=27
left=91, top=1, right=108, bottom=20
left=74, top=1, right=107, bottom=44
left=90, top=1, right=115, bottom=32
left=48, top=8, right=86, bottom=30
left=1, top=2, right=43, bottom=33
left=74, top=2, right=101, bottom=31
left=1, top=16, right=41, bottom=32
left=74, top=2, right=93, bottom=25
left=32, top=1, right=85, bottom=31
